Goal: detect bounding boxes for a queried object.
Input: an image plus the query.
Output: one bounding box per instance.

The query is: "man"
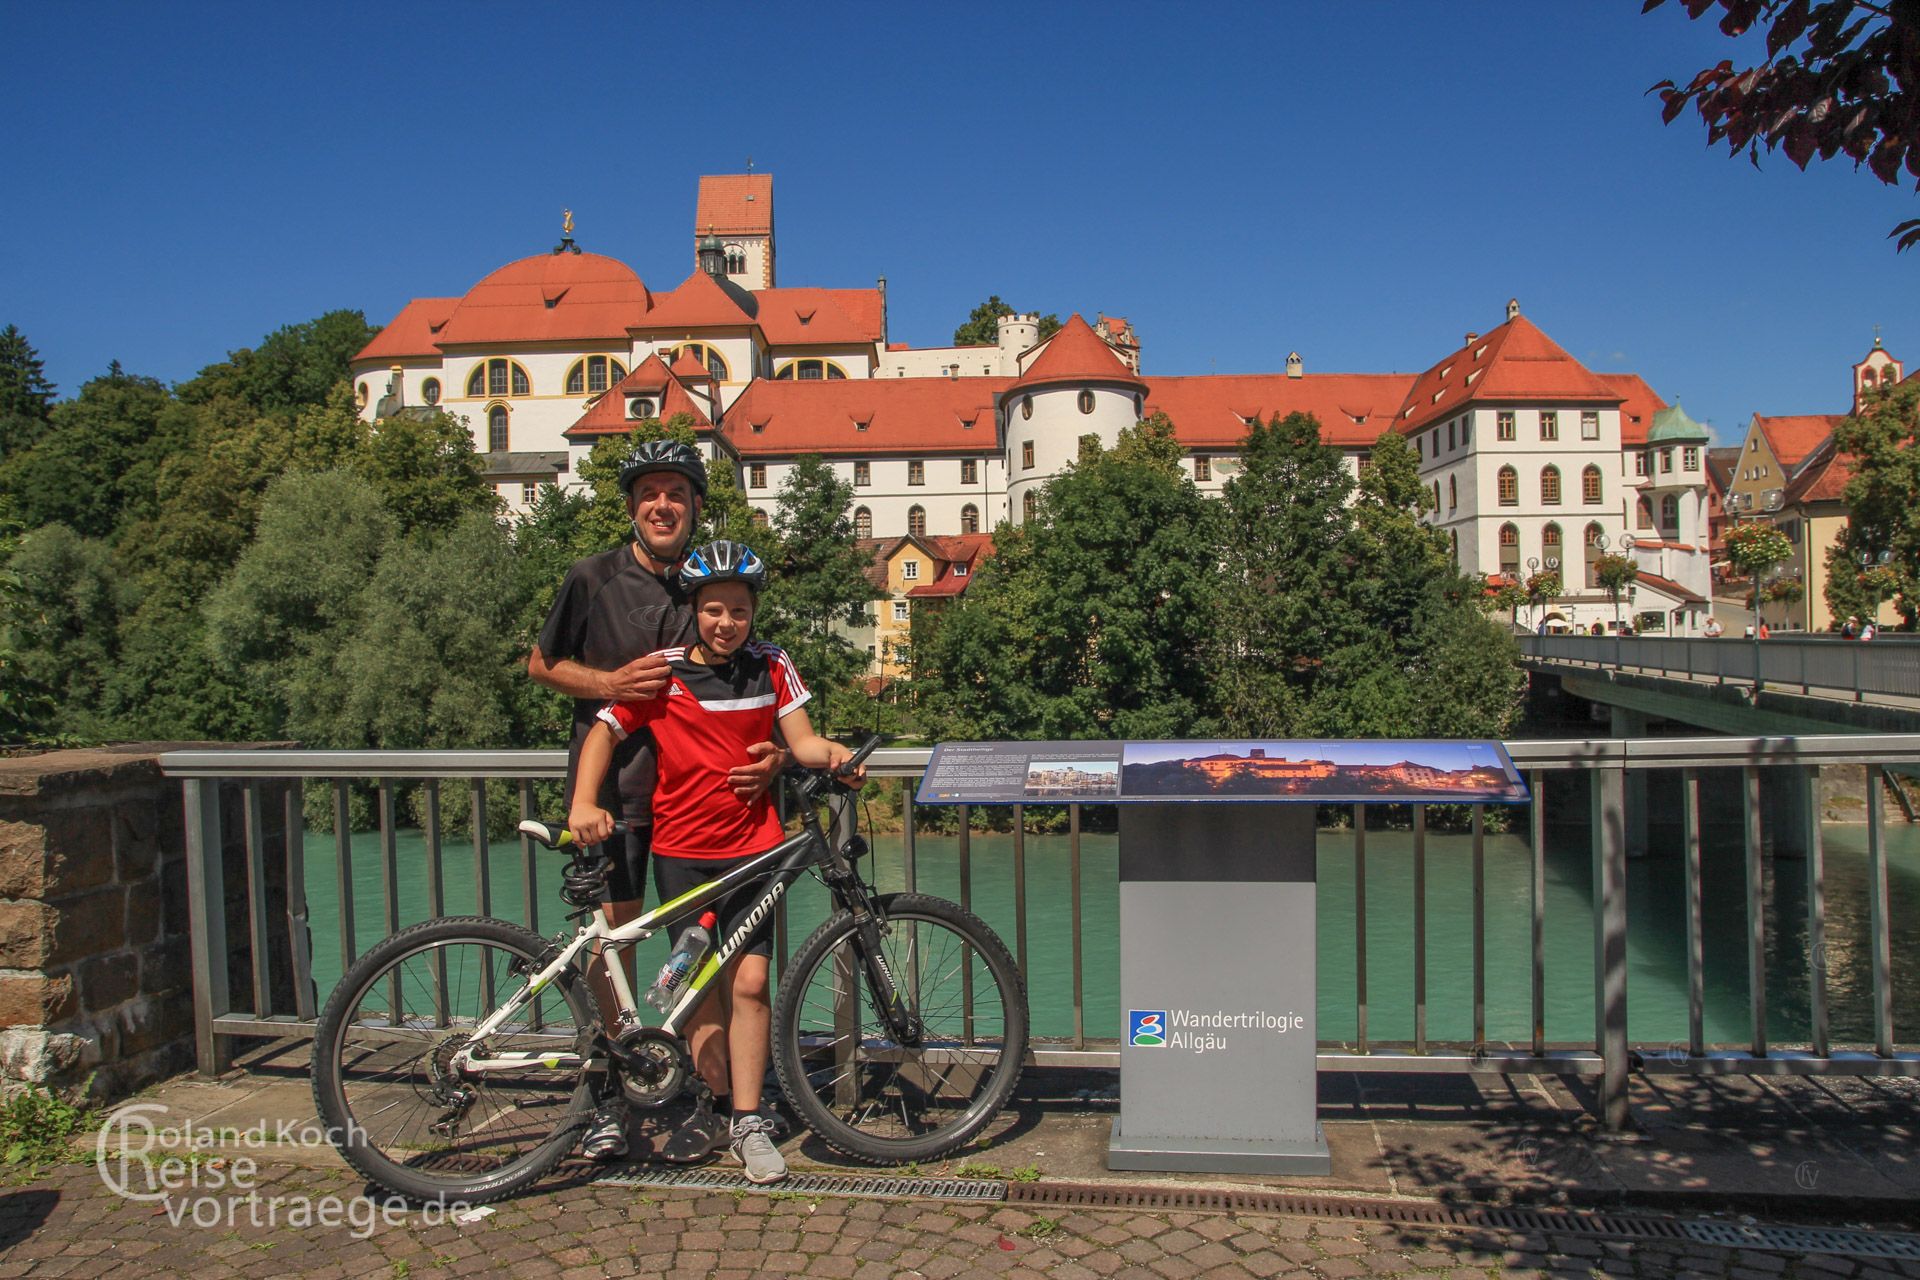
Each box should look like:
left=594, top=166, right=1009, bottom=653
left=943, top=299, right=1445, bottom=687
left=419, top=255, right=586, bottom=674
left=528, top=439, right=785, bottom=1163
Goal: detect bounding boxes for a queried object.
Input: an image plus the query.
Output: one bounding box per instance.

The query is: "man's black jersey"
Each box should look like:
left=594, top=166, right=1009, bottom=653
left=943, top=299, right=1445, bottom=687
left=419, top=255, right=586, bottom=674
left=536, top=544, right=695, bottom=823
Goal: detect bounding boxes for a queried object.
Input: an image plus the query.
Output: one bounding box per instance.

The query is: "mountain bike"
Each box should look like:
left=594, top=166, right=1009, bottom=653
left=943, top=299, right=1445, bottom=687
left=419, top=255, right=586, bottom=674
left=310, top=735, right=1028, bottom=1204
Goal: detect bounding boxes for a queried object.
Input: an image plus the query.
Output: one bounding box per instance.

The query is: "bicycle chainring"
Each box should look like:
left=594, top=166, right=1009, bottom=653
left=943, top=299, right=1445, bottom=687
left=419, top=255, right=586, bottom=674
left=616, top=1027, right=689, bottom=1108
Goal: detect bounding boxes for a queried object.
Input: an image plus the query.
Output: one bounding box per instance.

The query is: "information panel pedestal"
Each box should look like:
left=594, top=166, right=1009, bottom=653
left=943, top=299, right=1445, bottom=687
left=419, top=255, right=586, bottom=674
left=915, top=738, right=1528, bottom=1179
left=1108, top=803, right=1328, bottom=1175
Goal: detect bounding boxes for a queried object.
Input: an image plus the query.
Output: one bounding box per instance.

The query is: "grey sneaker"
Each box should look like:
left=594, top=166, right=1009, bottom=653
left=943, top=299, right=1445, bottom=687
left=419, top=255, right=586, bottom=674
left=658, top=1098, right=729, bottom=1164
left=728, top=1114, right=787, bottom=1185
left=580, top=1100, right=629, bottom=1161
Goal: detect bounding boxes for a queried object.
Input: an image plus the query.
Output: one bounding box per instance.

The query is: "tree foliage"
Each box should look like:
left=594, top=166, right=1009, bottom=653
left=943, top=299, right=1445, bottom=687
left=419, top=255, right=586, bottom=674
left=952, top=296, right=1063, bottom=347
left=1828, top=381, right=1920, bottom=626
left=1648, top=0, right=1920, bottom=249
left=0, top=326, right=56, bottom=458
left=176, top=310, right=379, bottom=415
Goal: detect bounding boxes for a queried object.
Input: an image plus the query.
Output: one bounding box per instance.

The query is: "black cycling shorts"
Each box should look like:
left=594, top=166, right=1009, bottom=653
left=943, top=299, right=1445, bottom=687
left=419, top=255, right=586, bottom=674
left=651, top=851, right=776, bottom=961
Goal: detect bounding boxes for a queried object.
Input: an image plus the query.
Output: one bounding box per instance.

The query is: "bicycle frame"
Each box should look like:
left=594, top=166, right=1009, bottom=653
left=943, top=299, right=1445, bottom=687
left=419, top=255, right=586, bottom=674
left=450, top=822, right=830, bottom=1077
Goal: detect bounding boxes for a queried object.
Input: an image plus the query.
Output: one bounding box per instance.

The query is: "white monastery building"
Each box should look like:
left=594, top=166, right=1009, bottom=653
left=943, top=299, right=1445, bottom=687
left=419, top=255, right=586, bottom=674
left=351, top=174, right=1713, bottom=635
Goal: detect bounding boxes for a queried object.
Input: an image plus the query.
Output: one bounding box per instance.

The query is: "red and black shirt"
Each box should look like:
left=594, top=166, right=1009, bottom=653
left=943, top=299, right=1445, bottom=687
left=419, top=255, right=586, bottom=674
left=597, top=642, right=811, bottom=860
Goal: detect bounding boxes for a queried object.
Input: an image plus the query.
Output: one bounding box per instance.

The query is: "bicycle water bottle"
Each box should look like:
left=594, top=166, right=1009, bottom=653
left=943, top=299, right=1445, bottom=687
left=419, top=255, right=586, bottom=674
left=644, top=912, right=717, bottom=1011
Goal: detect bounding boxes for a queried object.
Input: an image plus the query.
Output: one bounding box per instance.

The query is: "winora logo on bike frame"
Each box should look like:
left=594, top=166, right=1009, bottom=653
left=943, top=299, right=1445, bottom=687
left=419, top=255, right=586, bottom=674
left=718, top=881, right=785, bottom=961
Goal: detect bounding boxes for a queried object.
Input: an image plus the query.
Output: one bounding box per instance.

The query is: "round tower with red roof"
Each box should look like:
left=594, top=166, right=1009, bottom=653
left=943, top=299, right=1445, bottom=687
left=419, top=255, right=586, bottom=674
left=1001, top=314, right=1149, bottom=524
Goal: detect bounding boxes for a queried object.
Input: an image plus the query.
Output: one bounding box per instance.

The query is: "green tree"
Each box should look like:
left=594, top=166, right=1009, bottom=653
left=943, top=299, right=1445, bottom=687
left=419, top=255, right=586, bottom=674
left=5, top=526, right=121, bottom=739
left=1648, top=1, right=1920, bottom=250
left=1828, top=381, right=1920, bottom=626
left=952, top=296, right=1062, bottom=347
left=1593, top=553, right=1641, bottom=630
left=354, top=408, right=497, bottom=536
left=757, top=455, right=878, bottom=733
left=0, top=364, right=187, bottom=538
left=1211, top=411, right=1360, bottom=735
left=0, top=325, right=56, bottom=458
left=176, top=310, right=379, bottom=415
left=918, top=416, right=1218, bottom=741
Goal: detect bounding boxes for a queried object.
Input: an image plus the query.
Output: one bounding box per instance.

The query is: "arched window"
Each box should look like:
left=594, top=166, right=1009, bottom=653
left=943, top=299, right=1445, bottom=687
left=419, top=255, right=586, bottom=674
left=1584, top=523, right=1605, bottom=588
left=961, top=504, right=979, bottom=534
left=1497, top=465, right=1518, bottom=506
left=1661, top=494, right=1679, bottom=531
left=751, top=508, right=770, bottom=529
left=1499, top=523, right=1521, bottom=576
left=673, top=343, right=730, bottom=381
left=1447, top=475, right=1457, bottom=510
left=356, top=381, right=369, bottom=408
left=1540, top=465, right=1562, bottom=505
left=1582, top=464, right=1603, bottom=504
left=467, top=358, right=531, bottom=398
left=565, top=356, right=628, bottom=395
left=725, top=245, right=746, bottom=274
left=772, top=359, right=849, bottom=381
left=1021, top=395, right=1033, bottom=420
left=1022, top=491, right=1037, bottom=522
left=1637, top=497, right=1654, bottom=529
left=853, top=507, right=872, bottom=540
left=1542, top=522, right=1563, bottom=567
left=908, top=505, right=926, bottom=538
left=487, top=405, right=509, bottom=452
left=1863, top=368, right=1879, bottom=387
left=421, top=377, right=441, bottom=406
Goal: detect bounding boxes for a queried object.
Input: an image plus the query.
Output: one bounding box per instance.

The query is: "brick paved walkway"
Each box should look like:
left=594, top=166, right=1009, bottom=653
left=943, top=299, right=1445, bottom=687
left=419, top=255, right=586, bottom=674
left=3, top=1157, right=1917, bottom=1280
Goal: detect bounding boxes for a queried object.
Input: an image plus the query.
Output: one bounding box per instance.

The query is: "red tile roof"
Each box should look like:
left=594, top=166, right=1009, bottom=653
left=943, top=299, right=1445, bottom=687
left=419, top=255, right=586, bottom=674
left=1752, top=413, right=1843, bottom=471
left=432, top=252, right=650, bottom=346
left=721, top=378, right=1011, bottom=456
left=1143, top=374, right=1415, bottom=449
left=1595, top=373, right=1668, bottom=446
left=670, top=350, right=713, bottom=381
left=637, top=270, right=758, bottom=330
left=1395, top=315, right=1623, bottom=434
left=755, top=288, right=884, bottom=345
left=564, top=356, right=711, bottom=437
left=1011, top=314, right=1146, bottom=392
left=354, top=298, right=458, bottom=363
left=905, top=534, right=995, bottom=598
left=1634, top=571, right=1706, bottom=606
left=1784, top=437, right=1855, bottom=505
left=695, top=174, right=774, bottom=236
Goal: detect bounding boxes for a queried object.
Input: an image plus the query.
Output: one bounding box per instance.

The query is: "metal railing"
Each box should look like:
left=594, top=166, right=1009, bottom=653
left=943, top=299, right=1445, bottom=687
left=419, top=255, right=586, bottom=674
left=1520, top=634, right=1920, bottom=703
left=161, top=735, right=1920, bottom=1130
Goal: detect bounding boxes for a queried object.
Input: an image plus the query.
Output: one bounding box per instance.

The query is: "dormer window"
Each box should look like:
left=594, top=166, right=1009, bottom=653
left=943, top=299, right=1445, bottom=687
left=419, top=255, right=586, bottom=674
left=954, top=563, right=968, bottom=577
left=627, top=397, right=655, bottom=420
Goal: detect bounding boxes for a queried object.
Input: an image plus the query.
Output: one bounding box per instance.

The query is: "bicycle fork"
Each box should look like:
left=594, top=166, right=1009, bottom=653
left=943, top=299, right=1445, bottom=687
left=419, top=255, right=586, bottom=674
left=828, top=869, right=922, bottom=1046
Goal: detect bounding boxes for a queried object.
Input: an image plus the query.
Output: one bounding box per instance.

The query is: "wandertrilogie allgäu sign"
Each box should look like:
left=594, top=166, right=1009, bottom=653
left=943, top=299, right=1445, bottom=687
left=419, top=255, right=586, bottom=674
left=916, top=739, right=1530, bottom=806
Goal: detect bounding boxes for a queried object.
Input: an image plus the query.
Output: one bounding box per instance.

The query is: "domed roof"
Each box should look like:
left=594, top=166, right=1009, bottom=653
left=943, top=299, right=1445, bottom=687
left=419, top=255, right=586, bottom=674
left=1646, top=402, right=1711, bottom=443
left=435, top=250, right=651, bottom=346
left=1009, top=314, right=1147, bottom=393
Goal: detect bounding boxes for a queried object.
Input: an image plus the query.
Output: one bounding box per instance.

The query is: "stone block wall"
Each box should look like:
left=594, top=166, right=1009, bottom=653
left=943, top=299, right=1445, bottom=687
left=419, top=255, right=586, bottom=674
left=0, top=745, right=290, bottom=1102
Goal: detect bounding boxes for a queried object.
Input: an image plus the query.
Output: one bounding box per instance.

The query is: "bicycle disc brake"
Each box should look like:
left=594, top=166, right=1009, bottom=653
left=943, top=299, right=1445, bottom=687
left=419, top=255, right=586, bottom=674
left=617, top=1027, right=690, bottom=1109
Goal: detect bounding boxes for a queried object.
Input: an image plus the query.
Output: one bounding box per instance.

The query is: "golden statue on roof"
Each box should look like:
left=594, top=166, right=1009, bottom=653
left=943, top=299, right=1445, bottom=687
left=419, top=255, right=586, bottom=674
left=563, top=209, right=574, bottom=236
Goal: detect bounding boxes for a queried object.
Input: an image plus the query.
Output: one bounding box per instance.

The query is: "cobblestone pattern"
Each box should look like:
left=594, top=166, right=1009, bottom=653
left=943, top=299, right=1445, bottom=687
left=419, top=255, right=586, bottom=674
left=4, top=1159, right=1920, bottom=1280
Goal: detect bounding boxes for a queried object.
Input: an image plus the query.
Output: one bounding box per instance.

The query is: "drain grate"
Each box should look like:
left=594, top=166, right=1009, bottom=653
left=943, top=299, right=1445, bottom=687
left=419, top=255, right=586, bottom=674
left=1684, top=1221, right=1920, bottom=1261
left=595, top=1167, right=1006, bottom=1203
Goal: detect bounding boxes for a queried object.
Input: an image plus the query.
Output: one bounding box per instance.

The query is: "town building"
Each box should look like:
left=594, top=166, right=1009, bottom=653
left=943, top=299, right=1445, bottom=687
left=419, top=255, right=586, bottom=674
left=1725, top=339, right=1906, bottom=631
left=350, top=172, right=1716, bottom=639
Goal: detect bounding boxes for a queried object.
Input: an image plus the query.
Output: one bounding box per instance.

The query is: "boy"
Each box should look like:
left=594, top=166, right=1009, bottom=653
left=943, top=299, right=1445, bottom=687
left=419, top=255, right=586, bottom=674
left=569, top=540, right=860, bottom=1184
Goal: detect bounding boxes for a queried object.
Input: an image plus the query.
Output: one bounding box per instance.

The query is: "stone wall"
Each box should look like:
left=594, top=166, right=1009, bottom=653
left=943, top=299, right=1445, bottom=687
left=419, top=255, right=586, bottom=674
left=0, top=745, right=290, bottom=1102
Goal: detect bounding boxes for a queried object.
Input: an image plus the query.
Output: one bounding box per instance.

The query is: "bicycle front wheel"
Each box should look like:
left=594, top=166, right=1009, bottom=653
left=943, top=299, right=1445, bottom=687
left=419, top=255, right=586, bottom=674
left=772, top=893, right=1028, bottom=1164
left=311, top=915, right=598, bottom=1204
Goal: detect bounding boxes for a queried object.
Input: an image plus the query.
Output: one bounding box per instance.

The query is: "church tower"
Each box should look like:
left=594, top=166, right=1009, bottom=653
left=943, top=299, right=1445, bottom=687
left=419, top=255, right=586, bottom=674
left=1852, top=332, right=1903, bottom=409
left=693, top=174, right=775, bottom=290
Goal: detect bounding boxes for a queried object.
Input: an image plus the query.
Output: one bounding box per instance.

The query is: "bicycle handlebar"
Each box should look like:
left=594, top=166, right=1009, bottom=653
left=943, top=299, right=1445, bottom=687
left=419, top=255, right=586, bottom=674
left=517, top=818, right=632, bottom=851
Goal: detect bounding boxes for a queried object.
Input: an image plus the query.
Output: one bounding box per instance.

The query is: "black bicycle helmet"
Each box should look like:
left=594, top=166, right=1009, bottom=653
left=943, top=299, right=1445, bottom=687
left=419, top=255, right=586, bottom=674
left=677, top=540, right=768, bottom=595
left=617, top=439, right=708, bottom=500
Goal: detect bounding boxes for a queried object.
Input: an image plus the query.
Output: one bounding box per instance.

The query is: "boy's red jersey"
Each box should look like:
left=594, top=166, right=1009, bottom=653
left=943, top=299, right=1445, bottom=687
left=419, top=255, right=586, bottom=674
left=596, top=642, right=811, bottom=859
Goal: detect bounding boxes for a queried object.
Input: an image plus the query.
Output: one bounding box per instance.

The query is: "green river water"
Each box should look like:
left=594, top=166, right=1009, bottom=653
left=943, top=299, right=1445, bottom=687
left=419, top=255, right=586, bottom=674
left=295, top=816, right=1920, bottom=1048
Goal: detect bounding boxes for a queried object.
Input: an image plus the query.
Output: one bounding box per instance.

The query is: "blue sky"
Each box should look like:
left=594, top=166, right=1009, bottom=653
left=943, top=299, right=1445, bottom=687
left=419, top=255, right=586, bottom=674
left=3, top=3, right=1913, bottom=441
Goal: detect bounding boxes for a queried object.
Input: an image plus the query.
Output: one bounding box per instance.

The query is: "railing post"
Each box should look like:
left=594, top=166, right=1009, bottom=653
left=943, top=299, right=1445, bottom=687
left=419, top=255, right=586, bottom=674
left=1591, top=757, right=1629, bottom=1130
left=182, top=779, right=232, bottom=1077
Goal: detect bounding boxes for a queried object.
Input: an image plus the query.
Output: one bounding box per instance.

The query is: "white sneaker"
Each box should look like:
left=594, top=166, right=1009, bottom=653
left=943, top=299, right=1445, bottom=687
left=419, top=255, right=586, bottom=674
left=728, top=1114, right=787, bottom=1185
left=580, top=1100, right=629, bottom=1161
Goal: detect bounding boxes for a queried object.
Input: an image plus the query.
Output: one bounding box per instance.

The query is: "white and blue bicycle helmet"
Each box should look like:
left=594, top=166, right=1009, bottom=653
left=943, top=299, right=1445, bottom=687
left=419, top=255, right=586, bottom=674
left=677, top=540, right=768, bottom=595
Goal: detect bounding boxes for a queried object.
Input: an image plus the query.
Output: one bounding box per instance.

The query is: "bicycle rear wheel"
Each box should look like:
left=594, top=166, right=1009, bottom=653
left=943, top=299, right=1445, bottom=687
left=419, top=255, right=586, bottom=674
left=311, top=915, right=598, bottom=1204
left=772, top=893, right=1028, bottom=1164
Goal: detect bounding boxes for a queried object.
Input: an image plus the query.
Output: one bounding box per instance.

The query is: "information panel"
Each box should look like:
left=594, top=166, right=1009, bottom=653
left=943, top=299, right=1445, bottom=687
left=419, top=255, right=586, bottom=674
left=916, top=738, right=1529, bottom=806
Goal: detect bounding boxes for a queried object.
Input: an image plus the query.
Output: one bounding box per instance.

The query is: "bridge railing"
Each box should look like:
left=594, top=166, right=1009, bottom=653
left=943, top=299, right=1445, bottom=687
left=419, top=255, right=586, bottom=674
left=159, top=735, right=1920, bottom=1130
left=1520, top=634, right=1920, bottom=702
